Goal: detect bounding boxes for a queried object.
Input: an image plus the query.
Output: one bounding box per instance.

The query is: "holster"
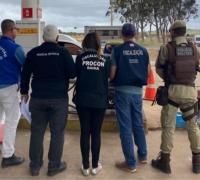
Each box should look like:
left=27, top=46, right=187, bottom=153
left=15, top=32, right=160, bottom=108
left=197, top=90, right=200, bottom=118
left=154, top=86, right=168, bottom=106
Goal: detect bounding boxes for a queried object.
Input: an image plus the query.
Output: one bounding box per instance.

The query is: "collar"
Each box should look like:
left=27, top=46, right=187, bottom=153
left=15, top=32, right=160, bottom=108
left=1, top=36, right=15, bottom=42
left=124, top=39, right=135, bottom=43
left=83, top=48, right=98, bottom=53
left=42, top=41, right=57, bottom=45
left=173, top=36, right=187, bottom=45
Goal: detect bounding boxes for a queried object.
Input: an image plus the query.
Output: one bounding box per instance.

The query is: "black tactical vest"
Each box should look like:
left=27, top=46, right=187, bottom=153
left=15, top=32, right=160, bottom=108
left=166, top=41, right=199, bottom=86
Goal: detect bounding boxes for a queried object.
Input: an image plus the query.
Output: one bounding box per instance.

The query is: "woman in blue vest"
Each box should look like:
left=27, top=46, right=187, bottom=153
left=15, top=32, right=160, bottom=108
left=74, top=32, right=109, bottom=176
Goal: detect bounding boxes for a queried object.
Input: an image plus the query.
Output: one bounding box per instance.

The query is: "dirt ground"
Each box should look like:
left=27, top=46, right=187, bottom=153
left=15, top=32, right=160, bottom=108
left=147, top=48, right=159, bottom=62
left=0, top=130, right=200, bottom=180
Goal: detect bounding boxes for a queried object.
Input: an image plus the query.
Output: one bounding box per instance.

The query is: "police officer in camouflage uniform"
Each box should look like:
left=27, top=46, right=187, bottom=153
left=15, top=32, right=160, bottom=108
left=152, top=20, right=200, bottom=174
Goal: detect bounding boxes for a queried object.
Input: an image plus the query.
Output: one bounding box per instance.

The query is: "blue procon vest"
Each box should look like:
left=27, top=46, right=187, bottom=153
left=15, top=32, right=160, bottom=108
left=112, top=41, right=149, bottom=87
left=0, top=36, right=21, bottom=85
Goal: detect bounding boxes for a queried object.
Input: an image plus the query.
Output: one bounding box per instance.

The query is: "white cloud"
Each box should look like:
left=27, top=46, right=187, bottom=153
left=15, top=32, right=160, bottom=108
left=0, top=0, right=199, bottom=32
left=0, top=2, right=20, bottom=21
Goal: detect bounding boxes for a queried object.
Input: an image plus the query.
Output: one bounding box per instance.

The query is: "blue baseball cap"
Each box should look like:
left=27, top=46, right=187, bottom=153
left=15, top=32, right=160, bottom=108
left=122, top=23, right=136, bottom=37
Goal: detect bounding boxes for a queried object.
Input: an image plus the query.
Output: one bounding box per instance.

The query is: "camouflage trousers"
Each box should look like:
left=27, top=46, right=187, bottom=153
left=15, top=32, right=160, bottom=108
left=160, top=98, right=200, bottom=154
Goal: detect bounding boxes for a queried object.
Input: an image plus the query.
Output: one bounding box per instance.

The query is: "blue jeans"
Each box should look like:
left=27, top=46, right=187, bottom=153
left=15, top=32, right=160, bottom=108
left=114, top=90, right=147, bottom=168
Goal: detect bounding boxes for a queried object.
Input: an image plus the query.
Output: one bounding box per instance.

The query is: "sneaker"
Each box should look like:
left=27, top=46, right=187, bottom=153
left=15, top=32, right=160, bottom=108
left=91, top=163, right=102, bottom=175
left=81, top=166, right=90, bottom=176
left=138, top=154, right=147, bottom=164
left=115, top=161, right=136, bottom=173
left=138, top=157, right=148, bottom=164
left=1, top=154, right=25, bottom=168
left=139, top=159, right=147, bottom=164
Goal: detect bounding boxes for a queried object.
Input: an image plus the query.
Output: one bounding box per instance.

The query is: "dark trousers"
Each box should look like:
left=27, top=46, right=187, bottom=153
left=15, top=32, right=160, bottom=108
left=76, top=106, right=105, bottom=169
left=29, top=98, right=68, bottom=169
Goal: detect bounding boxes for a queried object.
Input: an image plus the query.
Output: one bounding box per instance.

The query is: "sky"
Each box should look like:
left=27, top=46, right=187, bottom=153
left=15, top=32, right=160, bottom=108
left=0, top=0, right=200, bottom=33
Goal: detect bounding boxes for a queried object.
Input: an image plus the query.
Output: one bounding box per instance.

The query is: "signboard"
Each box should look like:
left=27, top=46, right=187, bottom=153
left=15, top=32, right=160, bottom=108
left=22, top=8, right=33, bottom=18
left=17, top=28, right=38, bottom=35
left=37, top=8, right=42, bottom=19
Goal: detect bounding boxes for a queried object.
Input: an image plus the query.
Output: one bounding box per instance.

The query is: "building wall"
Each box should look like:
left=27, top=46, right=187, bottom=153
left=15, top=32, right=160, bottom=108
left=84, top=26, right=122, bottom=42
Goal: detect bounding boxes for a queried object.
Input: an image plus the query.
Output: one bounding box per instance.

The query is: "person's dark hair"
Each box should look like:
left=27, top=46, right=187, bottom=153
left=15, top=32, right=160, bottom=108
left=173, top=27, right=186, bottom=36
left=82, top=32, right=101, bottom=52
left=1, top=19, right=15, bottom=34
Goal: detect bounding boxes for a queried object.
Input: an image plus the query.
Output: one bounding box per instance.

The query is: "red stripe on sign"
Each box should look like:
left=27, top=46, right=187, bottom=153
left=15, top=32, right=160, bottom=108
left=22, top=8, right=33, bottom=18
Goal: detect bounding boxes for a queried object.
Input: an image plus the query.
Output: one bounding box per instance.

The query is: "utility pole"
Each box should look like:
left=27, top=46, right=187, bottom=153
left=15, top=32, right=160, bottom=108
left=110, top=0, right=115, bottom=26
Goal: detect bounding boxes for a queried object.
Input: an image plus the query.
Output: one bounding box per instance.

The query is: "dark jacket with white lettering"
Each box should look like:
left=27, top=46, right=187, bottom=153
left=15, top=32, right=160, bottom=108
left=20, top=42, right=76, bottom=99
left=112, top=41, right=149, bottom=87
left=75, top=50, right=109, bottom=108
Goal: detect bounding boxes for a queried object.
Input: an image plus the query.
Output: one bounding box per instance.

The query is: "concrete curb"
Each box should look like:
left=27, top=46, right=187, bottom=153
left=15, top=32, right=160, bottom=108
left=18, top=116, right=119, bottom=132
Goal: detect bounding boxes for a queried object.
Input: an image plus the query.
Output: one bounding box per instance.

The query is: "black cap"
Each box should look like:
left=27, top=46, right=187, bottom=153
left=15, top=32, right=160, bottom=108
left=122, top=23, right=136, bottom=37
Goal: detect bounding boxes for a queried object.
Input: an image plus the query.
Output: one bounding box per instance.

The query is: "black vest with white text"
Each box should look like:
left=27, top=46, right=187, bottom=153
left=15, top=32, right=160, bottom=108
left=75, top=50, right=109, bottom=108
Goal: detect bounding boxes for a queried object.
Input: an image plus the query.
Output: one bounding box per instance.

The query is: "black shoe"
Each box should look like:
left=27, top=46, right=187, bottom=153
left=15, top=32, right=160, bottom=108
left=30, top=168, right=40, bottom=176
left=192, top=153, right=200, bottom=174
left=29, top=161, right=43, bottom=176
left=1, top=154, right=25, bottom=168
left=151, top=152, right=171, bottom=174
left=47, top=161, right=67, bottom=176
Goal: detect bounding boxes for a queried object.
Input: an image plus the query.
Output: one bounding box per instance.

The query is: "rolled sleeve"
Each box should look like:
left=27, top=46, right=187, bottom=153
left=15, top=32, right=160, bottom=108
left=155, top=45, right=168, bottom=79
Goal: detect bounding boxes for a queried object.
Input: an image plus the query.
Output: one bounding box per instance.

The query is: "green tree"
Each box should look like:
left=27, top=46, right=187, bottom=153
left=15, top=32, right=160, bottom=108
left=110, top=0, right=152, bottom=41
left=107, top=0, right=199, bottom=43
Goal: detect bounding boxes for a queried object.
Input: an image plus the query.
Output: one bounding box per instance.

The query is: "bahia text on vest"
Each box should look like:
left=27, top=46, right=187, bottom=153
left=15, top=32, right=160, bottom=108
left=166, top=41, right=199, bottom=86
left=112, top=41, right=149, bottom=87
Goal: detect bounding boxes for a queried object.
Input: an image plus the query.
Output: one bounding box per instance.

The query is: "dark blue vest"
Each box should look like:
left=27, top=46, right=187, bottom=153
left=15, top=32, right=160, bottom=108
left=0, top=36, right=21, bottom=85
left=112, top=41, right=149, bottom=87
